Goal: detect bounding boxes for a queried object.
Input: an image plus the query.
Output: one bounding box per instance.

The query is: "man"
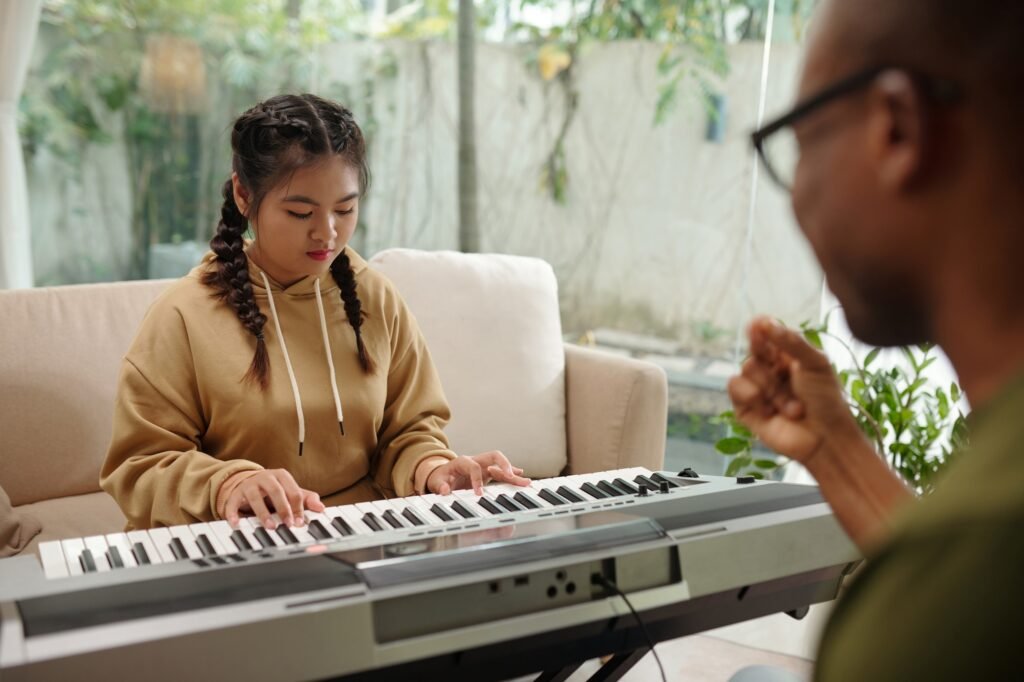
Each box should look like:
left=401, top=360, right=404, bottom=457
left=731, top=0, right=1024, bottom=679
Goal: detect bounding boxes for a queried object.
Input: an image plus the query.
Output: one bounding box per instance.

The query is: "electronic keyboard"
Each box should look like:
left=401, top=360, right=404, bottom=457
left=0, top=469, right=860, bottom=681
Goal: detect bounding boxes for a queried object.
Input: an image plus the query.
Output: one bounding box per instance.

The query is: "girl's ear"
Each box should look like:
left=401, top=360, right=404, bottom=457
left=231, top=172, right=251, bottom=218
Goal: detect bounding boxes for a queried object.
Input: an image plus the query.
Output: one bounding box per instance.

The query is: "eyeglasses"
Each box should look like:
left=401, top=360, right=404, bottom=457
left=751, top=64, right=962, bottom=191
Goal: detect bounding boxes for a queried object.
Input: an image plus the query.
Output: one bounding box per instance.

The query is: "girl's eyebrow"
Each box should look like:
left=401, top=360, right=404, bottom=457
left=281, top=192, right=359, bottom=206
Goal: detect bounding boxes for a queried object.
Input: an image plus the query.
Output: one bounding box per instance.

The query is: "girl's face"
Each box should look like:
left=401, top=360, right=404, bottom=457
left=235, top=155, right=361, bottom=287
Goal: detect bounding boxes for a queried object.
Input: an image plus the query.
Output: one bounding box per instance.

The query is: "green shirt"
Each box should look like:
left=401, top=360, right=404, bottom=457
left=815, top=373, right=1024, bottom=681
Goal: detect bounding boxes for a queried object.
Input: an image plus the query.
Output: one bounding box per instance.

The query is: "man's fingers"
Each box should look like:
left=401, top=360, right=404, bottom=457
left=262, top=479, right=293, bottom=527
left=728, top=374, right=764, bottom=407
left=763, top=320, right=831, bottom=370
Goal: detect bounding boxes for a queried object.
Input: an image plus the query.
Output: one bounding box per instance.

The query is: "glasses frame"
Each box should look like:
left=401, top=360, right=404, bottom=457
left=751, top=64, right=962, bottom=190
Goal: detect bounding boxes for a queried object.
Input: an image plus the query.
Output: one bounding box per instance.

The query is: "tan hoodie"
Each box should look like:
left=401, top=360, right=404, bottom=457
left=101, top=247, right=455, bottom=529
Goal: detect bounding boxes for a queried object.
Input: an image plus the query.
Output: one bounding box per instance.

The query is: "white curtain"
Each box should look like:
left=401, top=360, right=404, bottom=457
left=0, top=0, right=43, bottom=289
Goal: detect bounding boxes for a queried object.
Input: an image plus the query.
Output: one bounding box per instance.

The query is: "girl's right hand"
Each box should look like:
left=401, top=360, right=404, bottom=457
left=218, top=468, right=325, bottom=529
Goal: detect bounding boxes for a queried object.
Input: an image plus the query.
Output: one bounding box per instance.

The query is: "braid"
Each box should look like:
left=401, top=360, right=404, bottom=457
left=201, top=178, right=271, bottom=388
left=330, top=250, right=375, bottom=374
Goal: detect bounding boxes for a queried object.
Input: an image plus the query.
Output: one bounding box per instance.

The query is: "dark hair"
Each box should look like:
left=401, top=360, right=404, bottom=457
left=202, top=94, right=374, bottom=389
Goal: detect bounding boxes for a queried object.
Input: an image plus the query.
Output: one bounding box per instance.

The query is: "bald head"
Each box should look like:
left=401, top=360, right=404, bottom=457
left=815, top=0, right=1024, bottom=179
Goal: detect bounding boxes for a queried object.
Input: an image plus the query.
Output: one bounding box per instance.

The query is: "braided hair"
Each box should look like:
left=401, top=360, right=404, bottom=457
left=202, top=94, right=374, bottom=389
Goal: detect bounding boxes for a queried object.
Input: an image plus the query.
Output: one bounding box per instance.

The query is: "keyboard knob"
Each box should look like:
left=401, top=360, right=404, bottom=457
left=659, top=481, right=671, bottom=494
left=638, top=486, right=649, bottom=497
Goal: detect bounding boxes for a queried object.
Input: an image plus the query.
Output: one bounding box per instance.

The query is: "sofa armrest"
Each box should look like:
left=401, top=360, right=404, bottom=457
left=563, top=343, right=668, bottom=475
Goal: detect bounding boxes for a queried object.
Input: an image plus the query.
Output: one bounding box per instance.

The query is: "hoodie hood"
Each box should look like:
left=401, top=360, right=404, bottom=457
left=196, top=243, right=369, bottom=299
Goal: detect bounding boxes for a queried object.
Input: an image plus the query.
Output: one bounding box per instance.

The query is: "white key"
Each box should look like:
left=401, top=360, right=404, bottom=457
left=147, top=528, right=180, bottom=563
left=190, top=522, right=229, bottom=556
left=239, top=517, right=284, bottom=548
left=303, top=511, right=340, bottom=540
left=167, top=525, right=202, bottom=559
left=354, top=502, right=389, bottom=532
left=105, top=533, right=139, bottom=568
left=284, top=519, right=316, bottom=545
left=369, top=500, right=410, bottom=530
left=127, top=530, right=164, bottom=565
left=403, top=497, right=446, bottom=526
left=332, top=506, right=375, bottom=535
left=210, top=520, right=250, bottom=553
left=60, top=538, right=86, bottom=576
left=82, top=535, right=111, bottom=572
left=39, top=541, right=70, bottom=579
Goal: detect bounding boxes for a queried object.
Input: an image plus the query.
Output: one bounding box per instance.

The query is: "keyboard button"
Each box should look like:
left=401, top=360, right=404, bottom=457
left=275, top=525, right=300, bottom=545
left=450, top=500, right=478, bottom=519
left=476, top=497, right=505, bottom=515
left=330, top=516, right=355, bottom=536
left=196, top=534, right=218, bottom=557
left=107, top=546, right=125, bottom=569
left=308, top=519, right=333, bottom=541
left=580, top=482, right=609, bottom=499
left=169, top=538, right=189, bottom=561
left=231, top=530, right=255, bottom=551
left=430, top=503, right=456, bottom=522
left=361, top=513, right=385, bottom=532
left=651, top=473, right=680, bottom=489
left=402, top=507, right=427, bottom=527
left=381, top=510, right=406, bottom=529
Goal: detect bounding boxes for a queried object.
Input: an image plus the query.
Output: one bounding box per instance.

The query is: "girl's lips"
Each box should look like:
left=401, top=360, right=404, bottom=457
left=307, top=250, right=332, bottom=261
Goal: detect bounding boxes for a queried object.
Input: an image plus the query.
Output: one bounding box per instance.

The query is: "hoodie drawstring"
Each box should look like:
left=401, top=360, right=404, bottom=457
left=314, top=278, right=346, bottom=436
left=260, top=272, right=346, bottom=456
left=261, top=272, right=306, bottom=455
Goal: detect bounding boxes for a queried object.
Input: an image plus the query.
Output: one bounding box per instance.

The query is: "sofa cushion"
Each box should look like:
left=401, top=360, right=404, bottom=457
left=0, top=280, right=173, bottom=506
left=369, top=249, right=567, bottom=477
left=0, top=484, right=41, bottom=557
left=15, top=492, right=127, bottom=558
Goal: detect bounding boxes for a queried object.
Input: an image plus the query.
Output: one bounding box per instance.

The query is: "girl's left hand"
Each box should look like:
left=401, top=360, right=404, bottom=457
left=426, top=451, right=531, bottom=495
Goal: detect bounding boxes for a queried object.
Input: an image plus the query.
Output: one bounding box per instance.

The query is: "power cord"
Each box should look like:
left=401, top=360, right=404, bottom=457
left=594, top=574, right=668, bottom=682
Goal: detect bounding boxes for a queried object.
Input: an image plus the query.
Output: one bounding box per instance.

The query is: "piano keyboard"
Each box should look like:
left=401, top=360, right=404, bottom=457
left=39, top=467, right=689, bottom=580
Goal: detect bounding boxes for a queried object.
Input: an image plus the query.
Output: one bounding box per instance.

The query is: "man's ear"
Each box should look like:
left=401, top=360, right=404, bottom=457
left=231, top=172, right=251, bottom=218
left=866, top=70, right=928, bottom=191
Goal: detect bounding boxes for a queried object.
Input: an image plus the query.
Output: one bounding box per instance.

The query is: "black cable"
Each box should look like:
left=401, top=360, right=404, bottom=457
left=595, top=574, right=668, bottom=682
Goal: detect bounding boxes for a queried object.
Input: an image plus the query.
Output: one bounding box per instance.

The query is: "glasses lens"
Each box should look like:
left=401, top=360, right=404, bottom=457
left=759, top=126, right=799, bottom=189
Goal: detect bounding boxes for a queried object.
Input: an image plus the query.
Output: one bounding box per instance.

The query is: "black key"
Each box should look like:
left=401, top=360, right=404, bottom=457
left=580, top=482, right=609, bottom=499
left=308, top=519, right=333, bottom=541
left=362, top=513, right=385, bottom=532
left=476, top=497, right=505, bottom=515
left=231, top=530, right=255, bottom=551
left=382, top=510, right=406, bottom=529
left=253, top=527, right=276, bottom=549
left=538, top=489, right=568, bottom=506
left=556, top=486, right=586, bottom=503
left=495, top=494, right=526, bottom=512
left=402, top=507, right=426, bottom=527
left=79, top=549, right=98, bottom=573
left=169, top=538, right=189, bottom=561
left=596, top=480, right=626, bottom=497
left=651, top=473, right=680, bottom=489
left=613, top=478, right=640, bottom=495
left=107, top=546, right=124, bottom=569
left=430, top=503, right=456, bottom=522
left=330, top=516, right=354, bottom=536
left=192, top=558, right=209, bottom=568
left=132, top=542, right=151, bottom=565
left=209, top=556, right=228, bottom=565
left=226, top=554, right=246, bottom=563
left=633, top=474, right=659, bottom=492
left=275, top=525, right=299, bottom=544
left=196, top=534, right=217, bottom=557
left=450, top=500, right=478, bottom=519
left=513, top=492, right=540, bottom=510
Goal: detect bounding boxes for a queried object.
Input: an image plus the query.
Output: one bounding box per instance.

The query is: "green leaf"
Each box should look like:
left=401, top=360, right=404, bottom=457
left=753, top=458, right=778, bottom=470
left=715, top=437, right=751, bottom=455
left=864, top=347, right=881, bottom=368
left=725, top=456, right=752, bottom=477
left=950, top=383, right=961, bottom=403
left=802, top=328, right=823, bottom=350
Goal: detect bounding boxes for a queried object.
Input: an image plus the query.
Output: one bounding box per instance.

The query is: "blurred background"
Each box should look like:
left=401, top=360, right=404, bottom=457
left=17, top=0, right=823, bottom=475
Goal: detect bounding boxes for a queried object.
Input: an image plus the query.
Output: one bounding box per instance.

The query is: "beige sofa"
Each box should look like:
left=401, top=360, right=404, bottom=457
left=0, top=249, right=667, bottom=559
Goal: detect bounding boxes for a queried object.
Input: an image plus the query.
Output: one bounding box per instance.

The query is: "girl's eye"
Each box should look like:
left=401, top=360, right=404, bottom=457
left=288, top=210, right=313, bottom=220
left=335, top=208, right=355, bottom=216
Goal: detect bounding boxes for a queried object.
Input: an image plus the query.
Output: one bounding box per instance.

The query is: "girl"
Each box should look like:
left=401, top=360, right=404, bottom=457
left=101, top=94, right=529, bottom=532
